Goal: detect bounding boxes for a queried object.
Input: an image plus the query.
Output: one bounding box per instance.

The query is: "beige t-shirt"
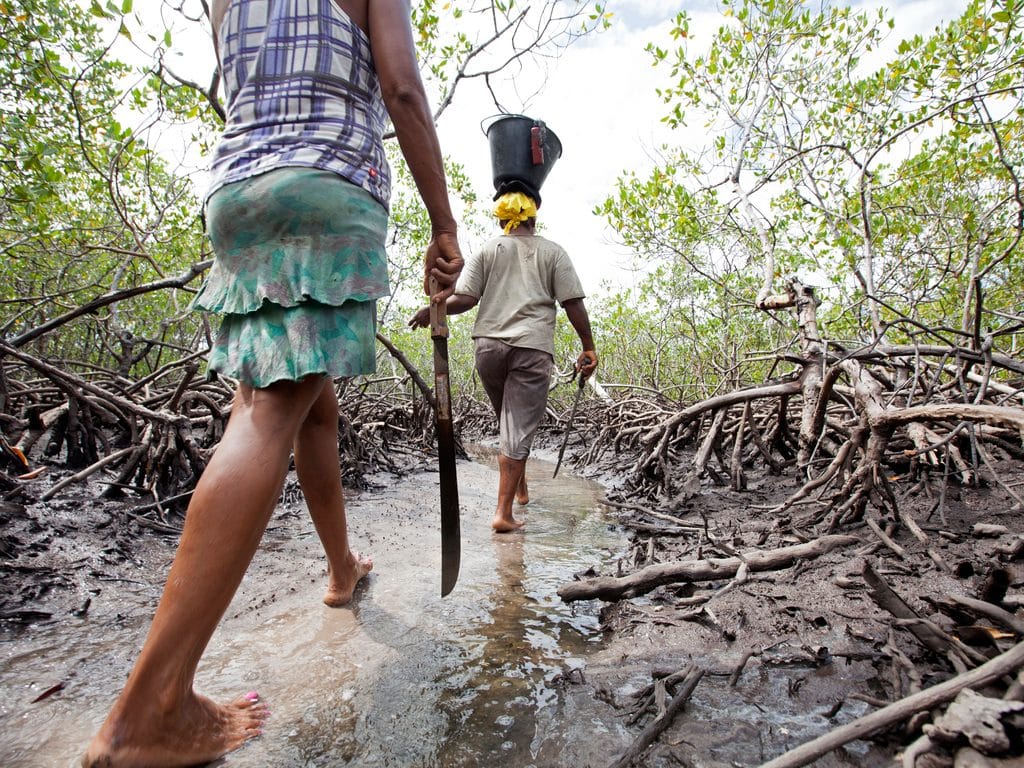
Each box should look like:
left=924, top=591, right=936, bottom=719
left=455, top=234, right=585, bottom=357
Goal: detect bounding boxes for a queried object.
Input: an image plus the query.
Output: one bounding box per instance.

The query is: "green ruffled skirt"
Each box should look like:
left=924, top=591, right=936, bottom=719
left=194, top=168, right=389, bottom=387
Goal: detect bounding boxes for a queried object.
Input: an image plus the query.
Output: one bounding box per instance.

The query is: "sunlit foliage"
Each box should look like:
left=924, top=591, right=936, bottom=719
left=598, top=0, right=1023, bottom=395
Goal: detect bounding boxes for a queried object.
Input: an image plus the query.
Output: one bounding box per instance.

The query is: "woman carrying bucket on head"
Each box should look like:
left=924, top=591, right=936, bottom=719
left=410, top=115, right=599, bottom=532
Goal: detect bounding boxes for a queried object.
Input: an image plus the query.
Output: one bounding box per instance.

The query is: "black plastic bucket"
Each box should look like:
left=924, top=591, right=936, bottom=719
left=483, top=114, right=562, bottom=205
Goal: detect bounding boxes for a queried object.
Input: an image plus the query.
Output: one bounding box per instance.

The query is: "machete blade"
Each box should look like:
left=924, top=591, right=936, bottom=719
left=435, top=384, right=461, bottom=597
left=429, top=281, right=461, bottom=597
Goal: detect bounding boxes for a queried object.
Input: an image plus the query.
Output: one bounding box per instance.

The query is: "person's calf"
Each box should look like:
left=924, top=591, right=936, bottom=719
left=515, top=472, right=529, bottom=505
left=494, top=454, right=528, bottom=532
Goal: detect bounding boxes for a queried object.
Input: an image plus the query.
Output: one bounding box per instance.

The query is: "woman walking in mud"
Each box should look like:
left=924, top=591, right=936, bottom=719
left=83, top=0, right=463, bottom=765
left=410, top=190, right=597, bottom=533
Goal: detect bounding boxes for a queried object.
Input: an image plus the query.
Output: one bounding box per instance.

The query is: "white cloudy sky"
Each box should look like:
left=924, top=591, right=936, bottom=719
left=426, top=0, right=972, bottom=296
left=151, top=0, right=972, bottom=296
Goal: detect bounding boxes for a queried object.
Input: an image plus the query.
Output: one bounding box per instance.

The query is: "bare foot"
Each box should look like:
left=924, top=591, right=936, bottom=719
left=82, top=690, right=268, bottom=768
left=492, top=513, right=525, bottom=533
left=323, top=550, right=373, bottom=607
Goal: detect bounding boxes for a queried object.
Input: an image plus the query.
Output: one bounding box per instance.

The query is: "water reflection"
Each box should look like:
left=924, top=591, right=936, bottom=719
left=322, top=449, right=622, bottom=767
left=421, top=447, right=621, bottom=767
left=438, top=531, right=586, bottom=765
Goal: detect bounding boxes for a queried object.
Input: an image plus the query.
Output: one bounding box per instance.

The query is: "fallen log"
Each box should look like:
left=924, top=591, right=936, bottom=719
left=558, top=534, right=860, bottom=602
left=757, top=640, right=1024, bottom=768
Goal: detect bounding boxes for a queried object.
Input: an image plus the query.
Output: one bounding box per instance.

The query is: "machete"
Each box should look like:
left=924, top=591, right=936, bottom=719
left=552, top=370, right=586, bottom=479
left=429, top=277, right=461, bottom=596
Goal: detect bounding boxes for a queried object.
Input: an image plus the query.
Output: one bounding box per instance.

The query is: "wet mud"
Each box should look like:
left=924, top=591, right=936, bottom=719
left=2, top=449, right=630, bottom=767
left=3, top=443, right=1018, bottom=767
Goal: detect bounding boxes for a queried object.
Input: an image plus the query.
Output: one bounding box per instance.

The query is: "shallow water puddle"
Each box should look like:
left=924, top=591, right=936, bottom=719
left=0, top=450, right=630, bottom=767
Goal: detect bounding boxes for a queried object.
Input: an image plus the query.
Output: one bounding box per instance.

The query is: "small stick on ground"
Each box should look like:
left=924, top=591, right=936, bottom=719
left=862, top=561, right=952, bottom=658
left=864, top=516, right=908, bottom=559
left=608, top=665, right=705, bottom=768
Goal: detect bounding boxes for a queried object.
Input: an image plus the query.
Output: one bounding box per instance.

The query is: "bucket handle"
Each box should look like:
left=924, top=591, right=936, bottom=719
left=480, top=112, right=541, bottom=137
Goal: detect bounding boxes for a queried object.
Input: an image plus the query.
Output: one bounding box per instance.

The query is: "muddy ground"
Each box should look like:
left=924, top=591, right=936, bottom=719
left=1, top=429, right=1024, bottom=767
left=560, top=437, right=1024, bottom=768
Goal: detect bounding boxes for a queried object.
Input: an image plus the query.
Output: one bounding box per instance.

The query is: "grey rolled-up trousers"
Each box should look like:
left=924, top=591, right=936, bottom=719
left=474, top=337, right=554, bottom=460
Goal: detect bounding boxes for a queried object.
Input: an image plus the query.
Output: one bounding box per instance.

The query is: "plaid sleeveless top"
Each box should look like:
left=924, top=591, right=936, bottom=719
left=206, top=0, right=391, bottom=210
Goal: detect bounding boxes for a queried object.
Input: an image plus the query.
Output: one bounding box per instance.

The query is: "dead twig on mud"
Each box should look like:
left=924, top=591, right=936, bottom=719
left=941, top=593, right=1024, bottom=636
left=39, top=445, right=137, bottom=501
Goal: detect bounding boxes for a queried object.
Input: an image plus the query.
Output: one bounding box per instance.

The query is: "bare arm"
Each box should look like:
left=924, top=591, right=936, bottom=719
left=561, top=298, right=599, bottom=377
left=368, top=0, right=463, bottom=303
left=409, top=293, right=479, bottom=329
left=209, top=0, right=228, bottom=55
